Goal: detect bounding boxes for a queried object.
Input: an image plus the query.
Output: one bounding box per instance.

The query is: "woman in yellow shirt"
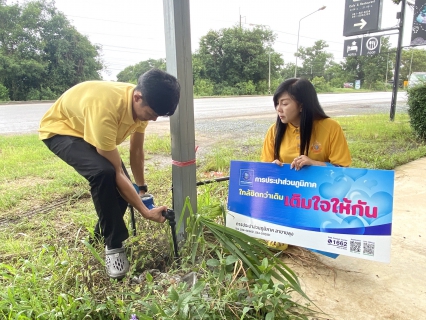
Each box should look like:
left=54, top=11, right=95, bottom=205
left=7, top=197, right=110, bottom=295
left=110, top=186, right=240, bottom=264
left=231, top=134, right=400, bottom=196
left=261, top=78, right=351, bottom=250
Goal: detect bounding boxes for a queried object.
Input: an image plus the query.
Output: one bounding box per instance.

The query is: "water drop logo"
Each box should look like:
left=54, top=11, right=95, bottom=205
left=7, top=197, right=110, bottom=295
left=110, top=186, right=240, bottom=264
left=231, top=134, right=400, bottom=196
left=239, top=169, right=254, bottom=186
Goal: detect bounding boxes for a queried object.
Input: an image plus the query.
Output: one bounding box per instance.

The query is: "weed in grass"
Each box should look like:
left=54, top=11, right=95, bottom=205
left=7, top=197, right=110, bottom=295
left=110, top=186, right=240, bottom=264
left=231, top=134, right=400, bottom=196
left=144, top=133, right=171, bottom=155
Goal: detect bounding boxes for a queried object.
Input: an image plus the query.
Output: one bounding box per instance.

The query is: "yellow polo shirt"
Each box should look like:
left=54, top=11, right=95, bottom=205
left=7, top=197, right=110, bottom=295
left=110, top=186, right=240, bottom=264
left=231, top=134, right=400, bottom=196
left=261, top=118, right=351, bottom=166
left=39, top=81, right=148, bottom=151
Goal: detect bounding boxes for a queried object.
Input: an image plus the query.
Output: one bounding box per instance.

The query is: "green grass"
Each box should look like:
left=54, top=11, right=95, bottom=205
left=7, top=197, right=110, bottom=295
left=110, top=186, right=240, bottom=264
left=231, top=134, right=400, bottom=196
left=0, top=112, right=425, bottom=319
left=338, top=113, right=426, bottom=169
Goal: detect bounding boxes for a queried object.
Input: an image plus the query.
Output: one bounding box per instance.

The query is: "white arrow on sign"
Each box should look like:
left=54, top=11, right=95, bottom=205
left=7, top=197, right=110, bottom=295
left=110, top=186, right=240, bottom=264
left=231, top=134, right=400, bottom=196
left=354, top=19, right=367, bottom=29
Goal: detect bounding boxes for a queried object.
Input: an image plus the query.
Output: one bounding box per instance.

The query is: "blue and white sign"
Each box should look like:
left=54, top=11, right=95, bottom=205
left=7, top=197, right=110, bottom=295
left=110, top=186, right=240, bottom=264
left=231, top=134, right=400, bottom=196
left=226, top=161, right=394, bottom=262
left=355, top=80, right=361, bottom=89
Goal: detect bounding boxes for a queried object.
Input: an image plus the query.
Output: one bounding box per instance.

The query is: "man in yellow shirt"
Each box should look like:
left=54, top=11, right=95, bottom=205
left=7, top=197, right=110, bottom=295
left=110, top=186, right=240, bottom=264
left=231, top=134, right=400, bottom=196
left=39, top=68, right=180, bottom=279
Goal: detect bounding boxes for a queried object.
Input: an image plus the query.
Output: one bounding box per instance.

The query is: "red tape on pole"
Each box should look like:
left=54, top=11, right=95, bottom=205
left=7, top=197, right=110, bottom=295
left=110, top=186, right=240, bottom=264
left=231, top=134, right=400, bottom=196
left=171, top=146, right=198, bottom=167
left=171, top=159, right=196, bottom=167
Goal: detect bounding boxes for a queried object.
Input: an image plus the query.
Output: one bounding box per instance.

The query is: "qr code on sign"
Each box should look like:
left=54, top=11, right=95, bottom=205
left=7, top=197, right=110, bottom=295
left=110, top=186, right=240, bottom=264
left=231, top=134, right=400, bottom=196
left=350, top=240, right=361, bottom=253
left=363, top=241, right=375, bottom=256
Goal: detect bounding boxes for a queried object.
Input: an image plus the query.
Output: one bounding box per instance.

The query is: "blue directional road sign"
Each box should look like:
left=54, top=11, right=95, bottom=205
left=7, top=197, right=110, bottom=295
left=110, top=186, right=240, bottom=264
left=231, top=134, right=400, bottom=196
left=343, top=0, right=383, bottom=36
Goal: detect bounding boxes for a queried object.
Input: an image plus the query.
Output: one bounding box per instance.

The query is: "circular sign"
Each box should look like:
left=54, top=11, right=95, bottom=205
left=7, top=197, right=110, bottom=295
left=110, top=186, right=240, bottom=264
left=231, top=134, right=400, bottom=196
left=366, top=37, right=379, bottom=51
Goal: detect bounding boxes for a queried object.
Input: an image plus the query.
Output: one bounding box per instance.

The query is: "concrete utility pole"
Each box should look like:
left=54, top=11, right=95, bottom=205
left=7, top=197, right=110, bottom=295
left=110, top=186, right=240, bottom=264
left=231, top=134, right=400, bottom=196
left=390, top=0, right=406, bottom=121
left=163, top=0, right=197, bottom=241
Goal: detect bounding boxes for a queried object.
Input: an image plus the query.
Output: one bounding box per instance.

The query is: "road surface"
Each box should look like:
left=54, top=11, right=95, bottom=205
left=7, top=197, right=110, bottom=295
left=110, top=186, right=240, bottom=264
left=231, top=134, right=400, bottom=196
left=0, top=92, right=407, bottom=135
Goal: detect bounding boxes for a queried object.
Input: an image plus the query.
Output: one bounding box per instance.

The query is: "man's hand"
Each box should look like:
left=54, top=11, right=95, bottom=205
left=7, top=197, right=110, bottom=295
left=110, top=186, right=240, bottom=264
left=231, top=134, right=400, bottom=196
left=142, top=206, right=167, bottom=223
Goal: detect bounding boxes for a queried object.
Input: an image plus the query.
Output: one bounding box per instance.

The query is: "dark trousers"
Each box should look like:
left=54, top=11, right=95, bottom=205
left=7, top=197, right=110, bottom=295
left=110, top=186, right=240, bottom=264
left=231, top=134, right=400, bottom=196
left=43, top=135, right=129, bottom=248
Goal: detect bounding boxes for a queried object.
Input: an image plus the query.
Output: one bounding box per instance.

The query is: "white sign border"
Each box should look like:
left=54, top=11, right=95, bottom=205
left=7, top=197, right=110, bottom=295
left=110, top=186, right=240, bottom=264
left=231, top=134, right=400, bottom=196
left=226, top=210, right=391, bottom=263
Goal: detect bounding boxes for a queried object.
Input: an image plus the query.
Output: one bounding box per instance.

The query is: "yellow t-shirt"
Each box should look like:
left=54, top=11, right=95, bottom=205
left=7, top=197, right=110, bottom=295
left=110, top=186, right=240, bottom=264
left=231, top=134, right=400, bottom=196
left=38, top=81, right=148, bottom=151
left=261, top=118, right=351, bottom=166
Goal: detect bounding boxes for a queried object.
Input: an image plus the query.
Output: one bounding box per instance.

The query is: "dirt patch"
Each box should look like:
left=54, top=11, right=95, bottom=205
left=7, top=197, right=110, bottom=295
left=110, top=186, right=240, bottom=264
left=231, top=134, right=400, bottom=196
left=1, top=177, right=52, bottom=189
left=280, top=158, right=426, bottom=320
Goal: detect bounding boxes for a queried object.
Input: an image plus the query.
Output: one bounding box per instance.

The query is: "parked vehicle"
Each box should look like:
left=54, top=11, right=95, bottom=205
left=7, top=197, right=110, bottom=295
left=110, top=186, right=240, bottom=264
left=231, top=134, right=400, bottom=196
left=408, top=72, right=426, bottom=88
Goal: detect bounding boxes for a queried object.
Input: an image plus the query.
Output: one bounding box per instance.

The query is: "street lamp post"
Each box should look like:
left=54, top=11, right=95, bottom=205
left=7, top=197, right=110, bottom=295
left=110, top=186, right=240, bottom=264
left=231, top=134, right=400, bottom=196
left=294, top=6, right=326, bottom=78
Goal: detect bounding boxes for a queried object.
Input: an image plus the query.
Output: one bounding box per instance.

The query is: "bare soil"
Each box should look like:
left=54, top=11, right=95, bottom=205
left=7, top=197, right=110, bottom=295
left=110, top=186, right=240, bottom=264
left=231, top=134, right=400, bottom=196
left=280, top=159, right=426, bottom=320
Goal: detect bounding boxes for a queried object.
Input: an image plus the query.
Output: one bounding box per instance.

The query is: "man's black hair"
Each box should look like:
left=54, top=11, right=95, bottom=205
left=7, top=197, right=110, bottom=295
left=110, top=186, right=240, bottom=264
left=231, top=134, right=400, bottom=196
left=135, top=68, right=180, bottom=116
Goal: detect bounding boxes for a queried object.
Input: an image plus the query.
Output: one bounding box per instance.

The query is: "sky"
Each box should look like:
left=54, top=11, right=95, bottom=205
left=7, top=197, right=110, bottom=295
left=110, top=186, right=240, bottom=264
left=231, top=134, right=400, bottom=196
left=9, top=0, right=416, bottom=80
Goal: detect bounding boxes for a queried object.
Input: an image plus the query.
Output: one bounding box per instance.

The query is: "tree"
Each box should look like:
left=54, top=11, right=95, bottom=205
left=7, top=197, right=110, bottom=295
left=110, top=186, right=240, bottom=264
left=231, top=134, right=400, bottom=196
left=280, top=62, right=296, bottom=80
left=116, top=58, right=166, bottom=83
left=295, top=40, right=334, bottom=80
left=42, top=9, right=103, bottom=95
left=399, top=48, right=426, bottom=81
left=324, top=61, right=348, bottom=88
left=0, top=0, right=103, bottom=101
left=195, top=25, right=283, bottom=94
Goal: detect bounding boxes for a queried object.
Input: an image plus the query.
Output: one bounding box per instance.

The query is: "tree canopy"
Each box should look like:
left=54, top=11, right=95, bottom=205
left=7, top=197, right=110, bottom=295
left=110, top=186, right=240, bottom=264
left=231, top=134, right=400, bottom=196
left=296, top=40, right=334, bottom=80
left=116, top=59, right=166, bottom=83
left=194, top=25, right=283, bottom=94
left=1, top=0, right=425, bottom=101
left=0, top=0, right=103, bottom=101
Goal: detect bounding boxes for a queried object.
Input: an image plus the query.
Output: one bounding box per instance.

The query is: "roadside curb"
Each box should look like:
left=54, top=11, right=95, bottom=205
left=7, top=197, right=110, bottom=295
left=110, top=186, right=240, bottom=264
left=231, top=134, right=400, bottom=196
left=0, top=100, right=55, bottom=106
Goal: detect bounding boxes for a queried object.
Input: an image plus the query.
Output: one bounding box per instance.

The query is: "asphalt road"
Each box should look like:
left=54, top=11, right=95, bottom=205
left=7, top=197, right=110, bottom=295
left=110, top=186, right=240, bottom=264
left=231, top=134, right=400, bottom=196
left=0, top=92, right=408, bottom=135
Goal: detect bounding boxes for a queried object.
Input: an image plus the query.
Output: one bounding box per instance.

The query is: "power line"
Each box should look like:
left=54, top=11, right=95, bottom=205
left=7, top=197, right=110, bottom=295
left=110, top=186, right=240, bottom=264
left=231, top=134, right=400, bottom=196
left=67, top=14, right=152, bottom=27
left=101, top=48, right=164, bottom=55
left=83, top=31, right=162, bottom=41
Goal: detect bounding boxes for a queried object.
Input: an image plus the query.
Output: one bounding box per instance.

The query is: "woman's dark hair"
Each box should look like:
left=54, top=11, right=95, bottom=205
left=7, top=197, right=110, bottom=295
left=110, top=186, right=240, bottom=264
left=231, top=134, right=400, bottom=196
left=135, top=68, right=181, bottom=116
left=272, top=78, right=328, bottom=160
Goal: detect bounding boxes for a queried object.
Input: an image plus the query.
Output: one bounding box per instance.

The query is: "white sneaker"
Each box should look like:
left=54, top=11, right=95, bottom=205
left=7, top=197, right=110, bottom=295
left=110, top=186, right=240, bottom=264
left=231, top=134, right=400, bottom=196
left=105, top=246, right=130, bottom=279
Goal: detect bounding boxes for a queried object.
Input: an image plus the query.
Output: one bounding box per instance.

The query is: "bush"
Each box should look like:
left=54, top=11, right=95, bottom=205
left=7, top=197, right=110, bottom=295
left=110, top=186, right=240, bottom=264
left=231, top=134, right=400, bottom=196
left=407, top=83, right=426, bottom=140
left=236, top=80, right=256, bottom=95
left=365, top=80, right=387, bottom=91
left=311, top=76, right=331, bottom=93
left=40, top=87, right=59, bottom=100
left=214, top=84, right=239, bottom=96
left=26, top=88, right=41, bottom=101
left=329, top=77, right=346, bottom=89
left=255, top=80, right=268, bottom=94
left=194, top=79, right=214, bottom=96
left=26, top=87, right=59, bottom=101
left=0, top=84, right=10, bottom=101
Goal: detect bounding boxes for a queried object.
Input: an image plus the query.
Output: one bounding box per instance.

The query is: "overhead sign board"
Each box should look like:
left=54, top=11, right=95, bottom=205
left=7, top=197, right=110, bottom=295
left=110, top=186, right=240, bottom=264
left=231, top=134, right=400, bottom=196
left=362, top=35, right=381, bottom=56
left=343, top=38, right=362, bottom=57
left=343, top=0, right=383, bottom=36
left=410, top=0, right=426, bottom=46
left=343, top=36, right=381, bottom=57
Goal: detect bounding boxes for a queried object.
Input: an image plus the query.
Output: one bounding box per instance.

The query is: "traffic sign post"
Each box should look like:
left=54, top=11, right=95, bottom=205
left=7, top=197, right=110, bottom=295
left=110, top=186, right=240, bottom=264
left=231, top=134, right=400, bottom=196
left=343, top=38, right=362, bottom=57
left=342, top=0, right=406, bottom=122
left=343, top=0, right=383, bottom=36
left=362, top=35, right=381, bottom=56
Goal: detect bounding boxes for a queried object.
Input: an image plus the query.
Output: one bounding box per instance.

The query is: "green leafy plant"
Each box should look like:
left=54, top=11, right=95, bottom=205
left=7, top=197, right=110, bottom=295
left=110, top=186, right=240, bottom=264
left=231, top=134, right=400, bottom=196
left=0, top=84, right=10, bottom=101
left=177, top=197, right=317, bottom=319
left=407, top=83, right=426, bottom=140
